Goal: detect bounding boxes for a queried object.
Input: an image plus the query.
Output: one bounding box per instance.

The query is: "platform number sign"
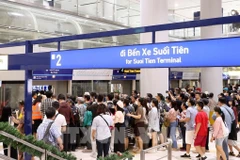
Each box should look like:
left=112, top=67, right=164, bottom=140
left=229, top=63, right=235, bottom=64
left=51, top=54, right=62, bottom=66
left=50, top=37, right=240, bottom=69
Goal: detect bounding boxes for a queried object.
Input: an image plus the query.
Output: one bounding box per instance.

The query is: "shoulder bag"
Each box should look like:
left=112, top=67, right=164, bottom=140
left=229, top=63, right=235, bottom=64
left=99, top=115, right=113, bottom=131
left=225, top=107, right=237, bottom=140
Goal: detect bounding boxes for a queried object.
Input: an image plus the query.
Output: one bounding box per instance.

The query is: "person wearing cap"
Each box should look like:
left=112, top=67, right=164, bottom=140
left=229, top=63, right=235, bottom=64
left=113, top=100, right=125, bottom=154
left=84, top=92, right=90, bottom=96
left=196, top=88, right=202, bottom=93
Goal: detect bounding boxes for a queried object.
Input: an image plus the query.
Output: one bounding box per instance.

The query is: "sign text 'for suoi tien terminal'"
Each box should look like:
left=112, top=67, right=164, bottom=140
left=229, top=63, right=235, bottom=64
left=50, top=37, right=240, bottom=69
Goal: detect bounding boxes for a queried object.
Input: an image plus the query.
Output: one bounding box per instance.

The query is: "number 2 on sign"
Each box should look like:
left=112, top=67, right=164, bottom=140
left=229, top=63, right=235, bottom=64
left=56, top=54, right=62, bottom=66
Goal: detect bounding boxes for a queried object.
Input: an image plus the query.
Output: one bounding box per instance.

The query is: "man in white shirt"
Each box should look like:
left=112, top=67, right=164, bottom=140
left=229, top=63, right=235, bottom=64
left=43, top=101, right=67, bottom=133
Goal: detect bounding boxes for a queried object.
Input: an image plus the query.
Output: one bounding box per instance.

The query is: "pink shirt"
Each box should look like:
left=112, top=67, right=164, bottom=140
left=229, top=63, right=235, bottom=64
left=168, top=108, right=177, bottom=123
left=114, top=111, right=124, bottom=124
left=213, top=117, right=224, bottom=139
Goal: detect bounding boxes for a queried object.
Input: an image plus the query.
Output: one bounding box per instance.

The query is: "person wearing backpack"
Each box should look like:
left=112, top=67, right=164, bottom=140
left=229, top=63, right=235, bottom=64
left=37, top=107, right=63, bottom=151
left=123, top=98, right=135, bottom=150
left=82, top=101, right=93, bottom=153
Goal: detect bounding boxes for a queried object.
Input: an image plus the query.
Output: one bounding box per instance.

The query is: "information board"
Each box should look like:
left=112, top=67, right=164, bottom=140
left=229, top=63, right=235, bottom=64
left=112, top=69, right=137, bottom=80
left=50, top=37, right=240, bottom=69
left=33, top=69, right=72, bottom=80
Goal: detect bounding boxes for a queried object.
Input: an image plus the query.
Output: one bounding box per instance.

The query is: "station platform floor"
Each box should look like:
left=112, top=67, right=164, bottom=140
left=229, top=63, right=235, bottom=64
left=71, top=133, right=240, bottom=160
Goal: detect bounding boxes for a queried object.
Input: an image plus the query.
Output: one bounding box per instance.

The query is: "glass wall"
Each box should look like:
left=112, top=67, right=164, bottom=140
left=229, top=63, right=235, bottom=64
left=0, top=1, right=139, bottom=50
left=93, top=80, right=111, bottom=94
left=72, top=81, right=92, bottom=96
left=72, top=80, right=110, bottom=96
left=0, top=82, right=24, bottom=113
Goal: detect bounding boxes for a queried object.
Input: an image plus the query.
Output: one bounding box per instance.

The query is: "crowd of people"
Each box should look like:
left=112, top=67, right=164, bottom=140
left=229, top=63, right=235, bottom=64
left=1, top=85, right=240, bottom=160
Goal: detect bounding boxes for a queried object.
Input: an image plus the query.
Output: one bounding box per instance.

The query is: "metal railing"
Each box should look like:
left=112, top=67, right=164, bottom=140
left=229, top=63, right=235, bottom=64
left=0, top=131, right=66, bottom=160
left=140, top=139, right=172, bottom=160
left=0, top=153, right=16, bottom=160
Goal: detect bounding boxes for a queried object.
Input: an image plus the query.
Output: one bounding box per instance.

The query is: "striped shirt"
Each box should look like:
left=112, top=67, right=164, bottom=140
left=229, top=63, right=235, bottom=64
left=37, top=119, right=62, bottom=146
left=41, top=98, right=53, bottom=117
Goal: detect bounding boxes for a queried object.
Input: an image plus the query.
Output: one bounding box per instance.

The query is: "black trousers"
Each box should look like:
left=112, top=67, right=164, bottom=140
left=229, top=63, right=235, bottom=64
left=96, top=138, right=111, bottom=158
left=167, top=127, right=170, bottom=138
left=205, top=127, right=210, bottom=151
left=180, top=126, right=186, bottom=149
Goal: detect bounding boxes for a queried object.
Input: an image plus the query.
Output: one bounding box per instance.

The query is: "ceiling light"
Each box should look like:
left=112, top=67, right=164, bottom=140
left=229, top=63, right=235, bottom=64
left=175, top=3, right=179, bottom=7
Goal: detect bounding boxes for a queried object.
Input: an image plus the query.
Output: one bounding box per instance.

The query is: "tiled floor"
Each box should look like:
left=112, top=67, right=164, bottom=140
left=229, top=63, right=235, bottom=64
left=0, top=133, right=239, bottom=160
left=71, top=132, right=240, bottom=160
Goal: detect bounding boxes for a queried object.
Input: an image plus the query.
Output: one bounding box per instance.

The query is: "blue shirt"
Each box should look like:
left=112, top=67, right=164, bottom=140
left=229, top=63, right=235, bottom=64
left=185, top=106, right=198, bottom=131
left=124, top=105, right=135, bottom=127
left=37, top=119, right=62, bottom=146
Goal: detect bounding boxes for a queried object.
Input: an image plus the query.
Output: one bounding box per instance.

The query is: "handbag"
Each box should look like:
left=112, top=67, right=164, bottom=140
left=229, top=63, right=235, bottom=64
left=99, top=115, right=113, bottom=131
left=163, top=118, right=170, bottom=127
left=221, top=121, right=229, bottom=137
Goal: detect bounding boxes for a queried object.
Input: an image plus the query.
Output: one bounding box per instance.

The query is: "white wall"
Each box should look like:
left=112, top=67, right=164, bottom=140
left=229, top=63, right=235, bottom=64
left=0, top=45, right=57, bottom=55
left=0, top=70, right=25, bottom=81
left=73, top=69, right=113, bottom=80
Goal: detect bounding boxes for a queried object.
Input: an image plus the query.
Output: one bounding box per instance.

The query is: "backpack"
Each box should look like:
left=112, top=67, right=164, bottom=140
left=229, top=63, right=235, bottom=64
left=72, top=106, right=80, bottom=125
left=83, top=110, right=92, bottom=127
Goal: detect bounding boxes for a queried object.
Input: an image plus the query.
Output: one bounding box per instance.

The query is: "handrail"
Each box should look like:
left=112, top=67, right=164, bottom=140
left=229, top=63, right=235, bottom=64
left=0, top=131, right=65, bottom=160
left=140, top=139, right=172, bottom=160
left=0, top=154, right=16, bottom=160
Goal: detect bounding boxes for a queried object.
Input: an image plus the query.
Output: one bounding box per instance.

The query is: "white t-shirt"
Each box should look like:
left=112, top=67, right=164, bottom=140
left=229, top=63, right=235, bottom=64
left=92, top=114, right=113, bottom=141
left=43, top=111, right=67, bottom=133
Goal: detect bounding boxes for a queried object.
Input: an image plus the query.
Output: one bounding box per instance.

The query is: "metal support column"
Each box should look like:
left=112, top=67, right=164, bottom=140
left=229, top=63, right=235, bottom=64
left=168, top=68, right=171, bottom=90
left=167, top=139, right=172, bottom=160
left=24, top=41, right=33, bottom=160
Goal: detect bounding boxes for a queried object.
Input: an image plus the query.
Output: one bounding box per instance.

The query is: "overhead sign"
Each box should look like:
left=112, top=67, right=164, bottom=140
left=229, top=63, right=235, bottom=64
left=119, top=69, right=141, bottom=74
left=113, top=70, right=136, bottom=80
left=50, top=37, right=240, bottom=69
left=222, top=73, right=230, bottom=80
left=183, top=72, right=200, bottom=80
left=32, top=85, right=49, bottom=91
left=33, top=69, right=72, bottom=80
left=170, top=71, right=183, bottom=80
left=0, top=55, right=8, bottom=70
